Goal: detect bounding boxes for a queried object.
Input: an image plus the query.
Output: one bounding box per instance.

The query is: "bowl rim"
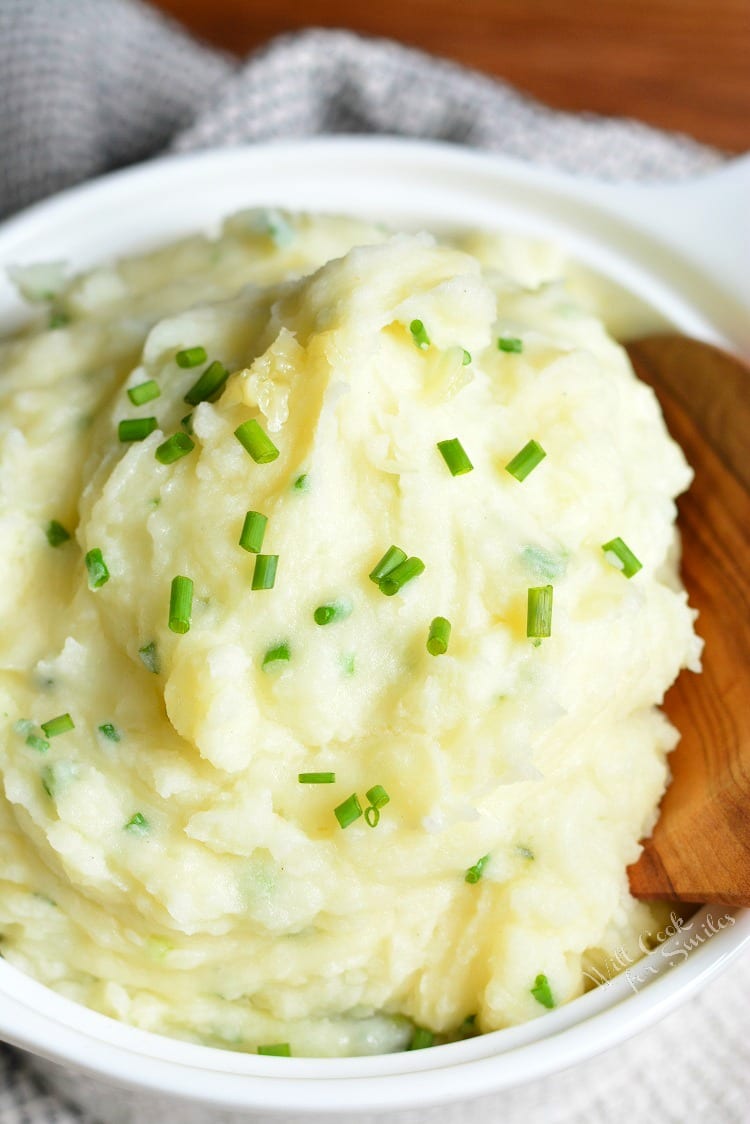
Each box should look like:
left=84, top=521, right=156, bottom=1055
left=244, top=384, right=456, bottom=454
left=0, top=136, right=747, bottom=1113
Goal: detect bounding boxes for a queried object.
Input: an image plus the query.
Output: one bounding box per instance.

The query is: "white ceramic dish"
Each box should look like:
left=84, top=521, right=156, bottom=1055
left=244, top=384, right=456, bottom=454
left=0, top=138, right=748, bottom=1121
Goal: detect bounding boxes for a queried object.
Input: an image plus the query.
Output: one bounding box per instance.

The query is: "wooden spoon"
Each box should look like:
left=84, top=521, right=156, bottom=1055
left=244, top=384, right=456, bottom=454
left=624, top=335, right=750, bottom=908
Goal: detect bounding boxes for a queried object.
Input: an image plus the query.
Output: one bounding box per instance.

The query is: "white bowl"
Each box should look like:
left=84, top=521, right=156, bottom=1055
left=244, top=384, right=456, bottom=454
left=1, top=138, right=748, bottom=1120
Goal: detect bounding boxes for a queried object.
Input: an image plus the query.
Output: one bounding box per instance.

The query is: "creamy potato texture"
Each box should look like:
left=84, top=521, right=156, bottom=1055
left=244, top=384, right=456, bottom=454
left=0, top=211, right=700, bottom=1056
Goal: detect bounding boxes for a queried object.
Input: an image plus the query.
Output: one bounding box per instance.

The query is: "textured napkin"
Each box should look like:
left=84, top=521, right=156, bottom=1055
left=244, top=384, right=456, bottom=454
left=0, top=1, right=747, bottom=1122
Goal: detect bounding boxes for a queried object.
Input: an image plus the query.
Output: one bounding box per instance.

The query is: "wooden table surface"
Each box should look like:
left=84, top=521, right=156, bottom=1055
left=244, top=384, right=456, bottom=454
left=151, top=0, right=750, bottom=153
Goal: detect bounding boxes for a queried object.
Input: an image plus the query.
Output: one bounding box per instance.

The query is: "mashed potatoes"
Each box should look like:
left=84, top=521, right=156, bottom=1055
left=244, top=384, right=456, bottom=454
left=0, top=211, right=700, bottom=1056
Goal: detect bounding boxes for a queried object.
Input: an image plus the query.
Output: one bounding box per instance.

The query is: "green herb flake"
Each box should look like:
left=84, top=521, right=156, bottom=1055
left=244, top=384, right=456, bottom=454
left=409, top=319, right=430, bottom=350
left=118, top=417, right=158, bottom=442
left=155, top=432, right=195, bottom=465
left=27, top=734, right=50, bottom=753
left=602, top=537, right=643, bottom=579
left=530, top=973, right=555, bottom=1009
left=378, top=557, right=425, bottom=597
left=49, top=310, right=70, bottom=330
left=293, top=472, right=309, bottom=491
left=252, top=554, right=279, bottom=591
left=262, top=641, right=290, bottom=671
left=175, top=346, right=207, bottom=369
left=369, top=545, right=407, bottom=585
left=124, top=812, right=149, bottom=835
left=505, top=439, right=546, bottom=482
left=527, top=585, right=553, bottom=640
left=168, top=575, right=194, bottom=635
left=85, top=548, right=110, bottom=590
left=45, top=520, right=71, bottom=548
left=409, top=1026, right=434, bottom=1050
left=516, top=844, right=535, bottom=860
left=184, top=360, right=229, bottom=406
left=234, top=419, right=279, bottom=464
left=462, top=349, right=472, bottom=366
left=239, top=511, right=268, bottom=554
left=334, top=793, right=362, bottom=829
left=522, top=546, right=567, bottom=581
left=298, top=772, right=336, bottom=784
left=98, top=723, right=121, bottom=743
left=437, top=437, right=474, bottom=477
left=40, top=713, right=74, bottom=738
left=138, top=642, right=160, bottom=675
left=427, top=616, right=451, bottom=656
left=313, top=600, right=352, bottom=626
left=127, top=380, right=161, bottom=406
left=257, top=1043, right=291, bottom=1057
left=497, top=336, right=523, bottom=354
left=465, top=854, right=490, bottom=884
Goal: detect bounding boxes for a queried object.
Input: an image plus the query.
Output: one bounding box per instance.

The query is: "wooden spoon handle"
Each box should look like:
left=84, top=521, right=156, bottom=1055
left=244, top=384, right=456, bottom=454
left=626, top=337, right=750, bottom=907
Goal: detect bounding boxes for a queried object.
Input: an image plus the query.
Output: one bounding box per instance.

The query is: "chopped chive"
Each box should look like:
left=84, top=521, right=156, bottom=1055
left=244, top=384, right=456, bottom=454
left=601, top=537, right=643, bottom=579
left=184, top=359, right=228, bottom=406
left=85, top=548, right=110, bottom=589
left=98, top=723, right=121, bottom=743
left=257, top=1044, right=291, bottom=1057
left=262, top=642, right=290, bottom=671
left=366, top=785, right=390, bottom=810
left=437, top=437, right=473, bottom=476
left=462, top=349, right=472, bottom=366
left=409, top=319, right=430, bottom=350
left=45, top=520, right=70, bottom=547
left=127, top=380, right=160, bottom=406
left=369, top=545, right=407, bottom=585
left=180, top=413, right=194, bottom=434
left=26, top=734, right=50, bottom=753
left=175, top=346, right=207, bottom=369
left=505, top=439, right=546, bottom=482
left=340, top=653, right=356, bottom=676
left=334, top=793, right=363, bottom=829
left=124, top=812, right=149, bottom=835
left=138, top=641, right=160, bottom=674
left=40, top=713, right=74, bottom=738
left=527, top=585, right=553, bottom=640
left=530, top=973, right=555, bottom=1009
left=516, top=844, right=535, bottom=860
left=155, top=432, right=195, bottom=465
left=118, top=417, right=158, bottom=442
left=378, top=556, right=425, bottom=596
left=239, top=511, right=268, bottom=554
left=234, top=419, right=279, bottom=463
left=252, top=554, right=278, bottom=591
left=40, top=765, right=56, bottom=798
left=168, top=575, right=193, bottom=635
left=313, top=600, right=352, bottom=626
left=465, top=854, right=491, bottom=883
left=497, top=336, right=523, bottom=354
left=409, top=1027, right=434, bottom=1050
left=293, top=472, right=309, bottom=491
left=298, top=772, right=336, bottom=784
left=364, top=806, right=380, bottom=827
left=427, top=616, right=451, bottom=656
left=49, top=311, right=70, bottom=330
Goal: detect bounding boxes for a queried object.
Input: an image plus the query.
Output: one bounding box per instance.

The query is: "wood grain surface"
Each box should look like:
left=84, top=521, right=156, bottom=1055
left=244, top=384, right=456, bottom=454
left=150, top=0, right=750, bottom=152
left=626, top=338, right=750, bottom=907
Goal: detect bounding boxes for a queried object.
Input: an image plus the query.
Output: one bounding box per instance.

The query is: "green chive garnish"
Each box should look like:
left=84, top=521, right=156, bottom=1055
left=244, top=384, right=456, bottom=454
left=127, top=380, right=160, bottom=406
left=516, top=844, right=534, bottom=860
left=239, top=511, right=267, bottom=554
left=335, top=793, right=362, bottom=829
left=138, top=641, right=160, bottom=674
left=184, top=360, right=228, bottom=406
left=180, top=413, right=194, bottom=434
left=427, top=616, right=451, bottom=656
left=437, top=438, right=473, bottom=476
left=378, top=556, right=425, bottom=596
left=262, top=642, right=290, bottom=671
left=298, top=772, right=336, bottom=784
left=155, top=432, right=195, bottom=465
left=98, top=723, right=121, bottom=743
left=124, top=812, right=149, bottom=835
left=409, top=319, right=430, bottom=350
left=527, top=585, right=553, bottom=640
left=505, top=439, right=546, bottom=482
left=40, top=713, right=74, bottom=738
left=234, top=419, right=279, bottom=463
left=26, top=734, right=49, bottom=753
left=257, top=1044, right=291, bottom=1057
left=40, top=765, right=56, bottom=798
left=497, top=336, right=523, bottom=354
left=465, top=854, right=490, bottom=883
left=85, top=548, right=110, bottom=589
left=168, top=575, right=193, bottom=635
left=175, top=346, right=207, bottom=369
left=601, top=537, right=643, bottom=579
left=252, top=554, right=278, bottom=591
left=293, top=473, right=309, bottom=491
left=530, top=973, right=555, bottom=1009
left=118, top=417, right=158, bottom=442
left=369, top=545, right=407, bottom=585
left=462, top=349, right=472, bottom=366
left=49, top=311, right=70, bottom=330
left=409, top=1027, right=434, bottom=1050
left=45, top=520, right=70, bottom=547
left=313, top=600, right=352, bottom=626
left=366, top=785, right=390, bottom=810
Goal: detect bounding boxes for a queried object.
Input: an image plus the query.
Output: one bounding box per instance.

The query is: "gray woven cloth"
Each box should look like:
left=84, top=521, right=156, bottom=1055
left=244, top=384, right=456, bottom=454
left=0, top=1, right=747, bottom=1122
